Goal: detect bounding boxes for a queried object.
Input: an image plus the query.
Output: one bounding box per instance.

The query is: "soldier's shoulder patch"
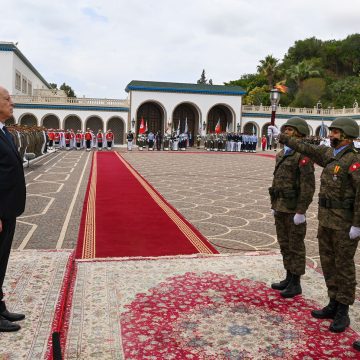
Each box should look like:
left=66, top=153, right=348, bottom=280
left=299, top=157, right=310, bottom=166
left=349, top=162, right=360, bottom=172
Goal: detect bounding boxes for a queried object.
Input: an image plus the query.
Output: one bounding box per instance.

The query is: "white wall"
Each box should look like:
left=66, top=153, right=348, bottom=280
left=0, top=52, right=14, bottom=92
left=129, top=90, right=243, bottom=132
left=13, top=54, right=48, bottom=95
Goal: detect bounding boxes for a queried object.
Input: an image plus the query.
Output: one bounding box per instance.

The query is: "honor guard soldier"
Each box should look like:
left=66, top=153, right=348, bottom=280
left=279, top=117, right=360, bottom=334
left=196, top=134, right=201, bottom=149
left=155, top=131, right=162, bottom=151
left=54, top=131, right=60, bottom=149
left=126, top=130, right=133, bottom=151
left=47, top=129, right=55, bottom=150
left=163, top=133, right=170, bottom=150
left=64, top=129, right=71, bottom=150
left=106, top=129, right=114, bottom=150
left=97, top=129, right=104, bottom=150
left=84, top=128, right=92, bottom=151
left=75, top=130, right=82, bottom=150
left=269, top=117, right=315, bottom=298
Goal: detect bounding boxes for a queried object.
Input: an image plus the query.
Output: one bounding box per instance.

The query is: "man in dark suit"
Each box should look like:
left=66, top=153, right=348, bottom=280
left=0, top=86, right=26, bottom=332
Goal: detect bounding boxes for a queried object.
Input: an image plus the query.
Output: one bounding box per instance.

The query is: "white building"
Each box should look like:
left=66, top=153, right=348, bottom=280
left=1, top=41, right=359, bottom=144
left=0, top=42, right=50, bottom=96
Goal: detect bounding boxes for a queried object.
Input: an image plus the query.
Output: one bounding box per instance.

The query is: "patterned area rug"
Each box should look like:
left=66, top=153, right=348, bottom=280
left=65, top=253, right=360, bottom=359
left=0, top=250, right=71, bottom=359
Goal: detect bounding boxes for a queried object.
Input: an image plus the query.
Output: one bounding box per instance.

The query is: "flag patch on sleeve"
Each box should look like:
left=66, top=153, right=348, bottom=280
left=299, top=157, right=310, bottom=166
left=349, top=163, right=360, bottom=172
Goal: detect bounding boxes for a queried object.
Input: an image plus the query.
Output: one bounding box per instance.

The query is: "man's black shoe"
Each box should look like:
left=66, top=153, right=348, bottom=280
left=0, top=309, right=25, bottom=322
left=280, top=274, right=302, bottom=298
left=271, top=271, right=292, bottom=290
left=329, top=303, right=350, bottom=333
left=0, top=317, right=21, bottom=332
left=311, top=298, right=338, bottom=319
left=353, top=340, right=360, bottom=351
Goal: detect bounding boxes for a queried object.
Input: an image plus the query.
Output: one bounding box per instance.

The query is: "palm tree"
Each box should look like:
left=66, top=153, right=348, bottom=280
left=257, top=55, right=280, bottom=88
left=286, top=60, right=320, bottom=88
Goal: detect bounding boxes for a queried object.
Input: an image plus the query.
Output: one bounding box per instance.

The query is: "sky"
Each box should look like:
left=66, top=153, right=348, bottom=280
left=1, top=0, right=359, bottom=99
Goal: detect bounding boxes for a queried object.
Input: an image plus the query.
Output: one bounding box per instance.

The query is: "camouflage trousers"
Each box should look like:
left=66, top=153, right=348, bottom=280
left=318, top=225, right=359, bottom=305
left=274, top=212, right=306, bottom=275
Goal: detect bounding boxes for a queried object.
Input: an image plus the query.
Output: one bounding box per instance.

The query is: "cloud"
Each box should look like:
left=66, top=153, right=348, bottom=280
left=1, top=0, right=359, bottom=98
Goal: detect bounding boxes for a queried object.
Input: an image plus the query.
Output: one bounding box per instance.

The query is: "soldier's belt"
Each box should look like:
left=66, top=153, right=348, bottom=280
left=269, top=188, right=297, bottom=199
left=318, top=197, right=354, bottom=209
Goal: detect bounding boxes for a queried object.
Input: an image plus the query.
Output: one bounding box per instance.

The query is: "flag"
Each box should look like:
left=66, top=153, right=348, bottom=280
left=319, top=120, right=326, bottom=138
left=145, top=120, right=148, bottom=133
left=176, top=120, right=180, bottom=136
left=215, top=119, right=221, bottom=134
left=139, top=117, right=145, bottom=134
left=226, top=121, right=229, bottom=133
left=274, top=83, right=288, bottom=94
left=184, top=117, right=188, bottom=134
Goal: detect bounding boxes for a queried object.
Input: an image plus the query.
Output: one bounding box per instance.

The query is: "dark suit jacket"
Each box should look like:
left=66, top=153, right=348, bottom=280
left=0, top=127, right=26, bottom=219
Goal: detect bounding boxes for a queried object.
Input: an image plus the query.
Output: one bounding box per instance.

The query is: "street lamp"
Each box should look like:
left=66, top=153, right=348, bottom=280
left=237, top=123, right=241, bottom=133
left=270, top=88, right=280, bottom=126
left=202, top=121, right=206, bottom=131
left=131, top=118, right=135, bottom=130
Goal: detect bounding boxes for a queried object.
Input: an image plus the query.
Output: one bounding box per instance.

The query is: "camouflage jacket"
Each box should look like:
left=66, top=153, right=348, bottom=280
left=270, top=148, right=315, bottom=214
left=281, top=135, right=360, bottom=230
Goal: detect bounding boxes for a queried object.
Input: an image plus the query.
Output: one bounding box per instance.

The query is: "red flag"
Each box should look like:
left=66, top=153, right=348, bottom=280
left=215, top=119, right=221, bottom=134
left=139, top=118, right=145, bottom=134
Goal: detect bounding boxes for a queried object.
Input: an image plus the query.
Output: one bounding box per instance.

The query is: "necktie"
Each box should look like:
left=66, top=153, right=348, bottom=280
left=2, top=126, right=17, bottom=151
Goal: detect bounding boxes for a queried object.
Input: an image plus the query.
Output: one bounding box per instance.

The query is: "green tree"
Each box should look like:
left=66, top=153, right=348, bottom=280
left=244, top=85, right=270, bottom=105
left=49, top=83, right=57, bottom=89
left=286, top=60, right=320, bottom=89
left=324, top=76, right=360, bottom=108
left=59, top=83, right=76, bottom=97
left=283, top=37, right=323, bottom=66
left=197, top=69, right=213, bottom=85
left=225, top=73, right=267, bottom=91
left=256, top=55, right=280, bottom=88
left=291, top=78, right=326, bottom=107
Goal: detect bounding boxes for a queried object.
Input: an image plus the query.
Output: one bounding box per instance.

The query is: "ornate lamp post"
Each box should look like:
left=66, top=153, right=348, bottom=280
left=131, top=118, right=135, bottom=130
left=270, top=88, right=281, bottom=126
left=237, top=123, right=241, bottom=133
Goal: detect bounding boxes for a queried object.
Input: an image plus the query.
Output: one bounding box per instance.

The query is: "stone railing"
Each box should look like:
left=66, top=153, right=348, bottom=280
left=12, top=95, right=130, bottom=108
left=242, top=104, right=360, bottom=116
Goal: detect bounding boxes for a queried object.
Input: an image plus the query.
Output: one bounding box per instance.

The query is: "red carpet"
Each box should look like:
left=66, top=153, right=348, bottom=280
left=76, top=152, right=218, bottom=259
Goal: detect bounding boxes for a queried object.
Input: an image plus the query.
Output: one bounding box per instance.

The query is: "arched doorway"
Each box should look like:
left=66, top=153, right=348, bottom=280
left=107, top=117, right=125, bottom=145
left=85, top=116, right=104, bottom=132
left=207, top=105, right=233, bottom=134
left=243, top=122, right=258, bottom=135
left=20, top=113, right=37, bottom=127
left=43, top=114, right=60, bottom=129
left=64, top=115, right=82, bottom=131
left=315, top=125, right=328, bottom=137
left=136, top=102, right=164, bottom=135
left=172, top=103, right=199, bottom=146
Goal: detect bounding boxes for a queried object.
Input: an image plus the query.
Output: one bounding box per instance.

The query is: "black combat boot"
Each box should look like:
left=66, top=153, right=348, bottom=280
left=329, top=303, right=350, bottom=333
left=311, top=298, right=338, bottom=319
left=353, top=340, right=360, bottom=351
left=271, top=270, right=292, bottom=290
left=280, top=274, right=302, bottom=298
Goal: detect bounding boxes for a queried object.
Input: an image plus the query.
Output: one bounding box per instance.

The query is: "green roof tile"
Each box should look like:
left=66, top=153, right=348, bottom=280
left=125, top=80, right=245, bottom=96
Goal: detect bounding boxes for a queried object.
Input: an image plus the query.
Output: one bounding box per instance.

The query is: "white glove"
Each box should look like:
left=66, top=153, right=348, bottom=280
left=294, top=213, right=306, bottom=225
left=271, top=209, right=276, bottom=216
left=349, top=226, right=360, bottom=240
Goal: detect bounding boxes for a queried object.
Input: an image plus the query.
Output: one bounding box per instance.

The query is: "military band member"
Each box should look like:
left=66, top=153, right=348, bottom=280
left=196, top=134, right=201, bottom=149
left=279, top=117, right=360, bottom=334
left=47, top=129, right=55, bottom=150
left=155, top=131, right=162, bottom=151
left=106, top=129, right=114, bottom=150
left=270, top=117, right=315, bottom=298
left=163, top=134, right=170, bottom=150
left=126, top=130, right=133, bottom=151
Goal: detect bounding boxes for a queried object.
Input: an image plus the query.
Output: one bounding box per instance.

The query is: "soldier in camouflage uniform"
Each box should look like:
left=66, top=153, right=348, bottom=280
left=279, top=117, right=360, bottom=334
left=269, top=117, right=315, bottom=298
